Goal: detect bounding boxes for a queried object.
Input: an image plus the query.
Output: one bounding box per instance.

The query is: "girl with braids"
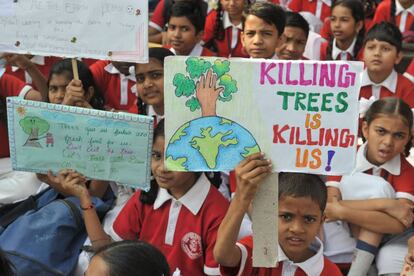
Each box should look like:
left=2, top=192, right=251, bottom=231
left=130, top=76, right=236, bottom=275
left=203, top=0, right=250, bottom=58
left=372, top=0, right=414, bottom=33
left=325, top=97, right=414, bottom=276
left=61, top=120, right=229, bottom=275
left=319, top=0, right=365, bottom=61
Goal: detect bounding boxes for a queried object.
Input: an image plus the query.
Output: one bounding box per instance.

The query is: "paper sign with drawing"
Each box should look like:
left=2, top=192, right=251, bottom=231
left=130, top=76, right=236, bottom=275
left=0, top=0, right=148, bottom=62
left=164, top=57, right=363, bottom=174
left=7, top=97, right=153, bottom=189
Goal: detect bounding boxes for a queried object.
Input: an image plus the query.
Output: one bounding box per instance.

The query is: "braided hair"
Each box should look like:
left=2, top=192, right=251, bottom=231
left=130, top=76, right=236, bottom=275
left=326, top=0, right=365, bottom=60
left=390, top=0, right=397, bottom=25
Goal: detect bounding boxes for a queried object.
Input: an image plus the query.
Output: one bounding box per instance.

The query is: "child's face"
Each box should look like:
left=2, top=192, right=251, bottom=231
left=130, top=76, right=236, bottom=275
left=278, top=195, right=323, bottom=263
left=362, top=114, right=410, bottom=166
left=85, top=255, right=109, bottom=276
left=151, top=136, right=197, bottom=198
left=330, top=5, right=362, bottom=44
left=220, top=0, right=245, bottom=18
left=363, top=39, right=402, bottom=75
left=48, top=72, right=71, bottom=104
left=241, top=15, right=281, bottom=59
left=167, top=16, right=202, bottom=55
left=275, top=26, right=307, bottom=60
left=135, top=58, right=164, bottom=108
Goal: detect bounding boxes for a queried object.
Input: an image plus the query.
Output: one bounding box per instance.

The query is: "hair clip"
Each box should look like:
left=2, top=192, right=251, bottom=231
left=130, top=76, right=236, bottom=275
left=359, top=96, right=376, bottom=118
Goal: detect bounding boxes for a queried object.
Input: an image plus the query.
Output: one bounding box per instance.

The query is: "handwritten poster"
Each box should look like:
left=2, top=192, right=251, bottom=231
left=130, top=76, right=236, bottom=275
left=0, top=0, right=148, bottom=62
left=164, top=57, right=363, bottom=174
left=7, top=97, right=153, bottom=189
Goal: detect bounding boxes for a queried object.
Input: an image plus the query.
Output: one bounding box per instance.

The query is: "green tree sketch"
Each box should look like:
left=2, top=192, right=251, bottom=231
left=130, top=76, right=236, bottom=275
left=172, top=58, right=238, bottom=113
left=19, top=116, right=50, bottom=148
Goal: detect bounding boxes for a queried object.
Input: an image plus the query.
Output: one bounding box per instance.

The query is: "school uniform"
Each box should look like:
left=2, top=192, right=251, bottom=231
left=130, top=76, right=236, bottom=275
left=403, top=58, right=414, bottom=83
left=168, top=43, right=216, bottom=57
left=324, top=142, right=414, bottom=265
left=113, top=173, right=229, bottom=275
left=319, top=38, right=363, bottom=61
left=149, top=0, right=167, bottom=32
left=288, top=0, right=331, bottom=32
left=221, top=236, right=341, bottom=276
left=90, top=61, right=138, bottom=113
left=359, top=69, right=414, bottom=108
left=5, top=56, right=60, bottom=88
left=0, top=74, right=32, bottom=158
left=372, top=0, right=414, bottom=33
left=203, top=10, right=248, bottom=58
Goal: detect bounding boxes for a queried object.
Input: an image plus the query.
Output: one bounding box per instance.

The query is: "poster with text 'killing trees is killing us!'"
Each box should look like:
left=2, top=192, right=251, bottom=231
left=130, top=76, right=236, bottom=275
left=7, top=98, right=153, bottom=190
left=165, top=57, right=363, bottom=175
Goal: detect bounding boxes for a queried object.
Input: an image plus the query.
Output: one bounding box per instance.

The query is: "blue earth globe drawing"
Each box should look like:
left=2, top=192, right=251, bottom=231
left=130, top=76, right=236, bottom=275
left=166, top=116, right=260, bottom=171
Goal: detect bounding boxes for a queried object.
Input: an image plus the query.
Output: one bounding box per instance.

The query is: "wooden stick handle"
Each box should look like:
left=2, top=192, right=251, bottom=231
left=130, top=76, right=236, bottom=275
left=71, top=58, right=79, bottom=80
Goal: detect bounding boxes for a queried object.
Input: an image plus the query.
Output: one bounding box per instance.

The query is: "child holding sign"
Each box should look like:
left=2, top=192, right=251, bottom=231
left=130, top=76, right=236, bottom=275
left=240, top=2, right=285, bottom=59
left=214, top=160, right=342, bottom=275
left=166, top=1, right=215, bottom=57
left=61, top=120, right=229, bottom=276
left=325, top=97, right=414, bottom=275
left=320, top=0, right=365, bottom=61
left=360, top=22, right=414, bottom=108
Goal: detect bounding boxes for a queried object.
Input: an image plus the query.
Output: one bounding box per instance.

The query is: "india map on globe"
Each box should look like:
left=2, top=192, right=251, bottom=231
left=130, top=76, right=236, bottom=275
left=166, top=116, right=260, bottom=171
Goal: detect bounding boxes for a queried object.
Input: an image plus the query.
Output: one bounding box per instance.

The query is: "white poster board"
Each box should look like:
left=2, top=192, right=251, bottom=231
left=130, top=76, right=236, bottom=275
left=0, top=0, right=148, bottom=62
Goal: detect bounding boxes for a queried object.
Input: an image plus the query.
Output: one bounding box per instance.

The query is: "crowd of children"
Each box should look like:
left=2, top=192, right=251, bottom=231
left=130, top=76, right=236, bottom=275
left=1, top=0, right=414, bottom=275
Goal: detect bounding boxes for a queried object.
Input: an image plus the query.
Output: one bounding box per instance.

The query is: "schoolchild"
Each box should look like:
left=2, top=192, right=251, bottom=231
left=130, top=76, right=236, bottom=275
left=360, top=22, right=414, bottom=108
left=203, top=0, right=250, bottom=57
left=214, top=157, right=342, bottom=275
left=325, top=97, right=414, bottom=275
left=372, top=0, right=414, bottom=33
left=288, top=0, right=331, bottom=32
left=320, top=0, right=365, bottom=61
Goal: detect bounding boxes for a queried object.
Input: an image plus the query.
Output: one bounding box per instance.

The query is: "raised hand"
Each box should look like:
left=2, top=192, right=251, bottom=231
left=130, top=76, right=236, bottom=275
left=196, top=69, right=224, bottom=117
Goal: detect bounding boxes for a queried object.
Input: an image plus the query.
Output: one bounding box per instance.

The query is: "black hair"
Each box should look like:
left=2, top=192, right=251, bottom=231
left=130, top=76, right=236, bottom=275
left=278, top=173, right=327, bottom=212
left=163, top=0, right=208, bottom=30
left=0, top=249, right=15, bottom=276
left=242, top=2, right=286, bottom=36
left=364, top=22, right=403, bottom=52
left=47, top=59, right=105, bottom=110
left=363, top=97, right=413, bottom=156
left=326, top=0, right=365, bottom=60
left=0, top=95, right=6, bottom=125
left=137, top=48, right=174, bottom=115
left=285, top=11, right=310, bottom=38
left=390, top=0, right=397, bottom=26
left=168, top=1, right=205, bottom=33
left=94, top=240, right=170, bottom=276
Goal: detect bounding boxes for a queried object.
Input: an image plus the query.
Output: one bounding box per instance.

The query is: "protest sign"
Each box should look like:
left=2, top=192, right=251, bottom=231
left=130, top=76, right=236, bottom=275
left=7, top=97, right=153, bottom=189
left=164, top=57, right=363, bottom=175
left=0, top=0, right=148, bottom=62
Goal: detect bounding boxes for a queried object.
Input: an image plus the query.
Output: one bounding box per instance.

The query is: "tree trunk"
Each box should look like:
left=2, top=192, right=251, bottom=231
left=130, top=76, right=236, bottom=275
left=23, top=128, right=42, bottom=148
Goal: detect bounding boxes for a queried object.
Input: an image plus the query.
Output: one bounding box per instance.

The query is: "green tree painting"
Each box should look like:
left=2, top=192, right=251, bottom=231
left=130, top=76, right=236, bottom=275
left=172, top=58, right=238, bottom=115
left=19, top=116, right=50, bottom=148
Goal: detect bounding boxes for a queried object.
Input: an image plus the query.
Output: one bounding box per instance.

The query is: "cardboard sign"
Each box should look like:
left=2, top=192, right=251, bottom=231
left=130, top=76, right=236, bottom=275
left=0, top=0, right=148, bottom=62
left=7, top=97, right=153, bottom=189
left=164, top=57, right=363, bottom=174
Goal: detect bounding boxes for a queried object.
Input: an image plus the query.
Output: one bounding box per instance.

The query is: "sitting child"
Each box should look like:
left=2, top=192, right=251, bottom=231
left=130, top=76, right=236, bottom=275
left=214, top=153, right=341, bottom=275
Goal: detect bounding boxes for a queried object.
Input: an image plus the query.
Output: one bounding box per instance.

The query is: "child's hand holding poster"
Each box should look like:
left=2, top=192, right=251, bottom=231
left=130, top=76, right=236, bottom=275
left=164, top=57, right=363, bottom=175
left=7, top=97, right=153, bottom=190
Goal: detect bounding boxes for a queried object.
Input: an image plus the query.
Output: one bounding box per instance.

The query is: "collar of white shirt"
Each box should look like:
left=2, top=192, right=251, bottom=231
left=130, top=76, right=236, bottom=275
left=223, top=11, right=242, bottom=30
left=321, top=0, right=332, bottom=7
left=331, top=37, right=356, bottom=60
left=353, top=142, right=401, bottom=175
left=170, top=42, right=204, bottom=57
left=12, top=55, right=45, bottom=72
left=361, top=69, right=398, bottom=93
left=278, top=237, right=325, bottom=276
left=395, top=0, right=414, bottom=16
left=104, top=63, right=136, bottom=81
left=153, top=173, right=210, bottom=215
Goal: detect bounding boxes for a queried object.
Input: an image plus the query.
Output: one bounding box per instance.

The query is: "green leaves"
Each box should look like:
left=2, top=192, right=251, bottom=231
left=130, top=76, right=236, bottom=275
left=173, top=73, right=196, bottom=97
left=212, top=60, right=230, bottom=78
left=186, top=57, right=211, bottom=78
left=218, top=74, right=237, bottom=102
left=185, top=97, right=201, bottom=112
